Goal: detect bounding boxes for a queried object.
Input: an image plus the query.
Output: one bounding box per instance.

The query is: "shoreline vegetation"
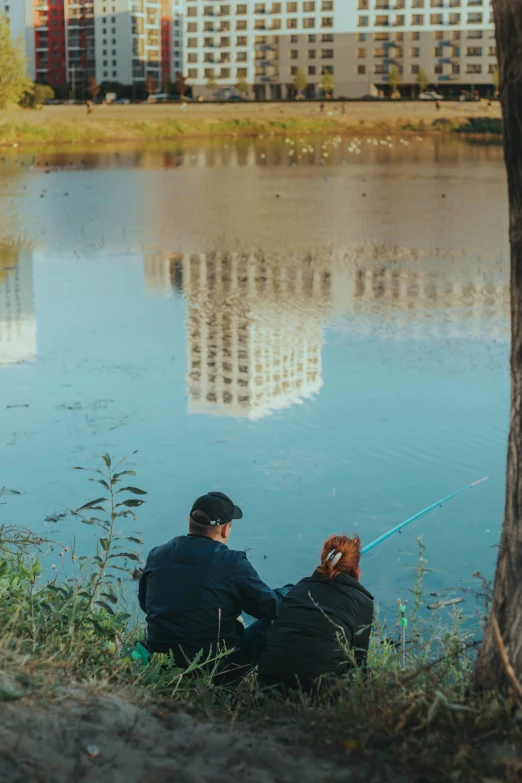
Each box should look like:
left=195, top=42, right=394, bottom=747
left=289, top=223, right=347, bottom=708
left=0, top=103, right=503, bottom=147
left=1, top=454, right=521, bottom=781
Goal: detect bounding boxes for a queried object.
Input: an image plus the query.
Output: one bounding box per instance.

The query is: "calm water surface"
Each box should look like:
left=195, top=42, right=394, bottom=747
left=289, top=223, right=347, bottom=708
left=0, top=136, right=510, bottom=608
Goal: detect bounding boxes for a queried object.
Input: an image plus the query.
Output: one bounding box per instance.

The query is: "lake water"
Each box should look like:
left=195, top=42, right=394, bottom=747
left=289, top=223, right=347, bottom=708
left=0, top=135, right=510, bottom=610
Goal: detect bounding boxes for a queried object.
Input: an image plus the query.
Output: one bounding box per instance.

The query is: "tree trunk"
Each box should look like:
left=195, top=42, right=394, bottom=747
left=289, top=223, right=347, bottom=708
left=473, top=0, right=522, bottom=690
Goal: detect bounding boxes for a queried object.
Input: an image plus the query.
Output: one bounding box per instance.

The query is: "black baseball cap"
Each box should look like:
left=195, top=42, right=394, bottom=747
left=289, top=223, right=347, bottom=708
left=190, top=492, right=243, bottom=527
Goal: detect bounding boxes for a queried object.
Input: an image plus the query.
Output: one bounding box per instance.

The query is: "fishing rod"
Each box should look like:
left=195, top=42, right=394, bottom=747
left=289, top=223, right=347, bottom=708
left=361, top=476, right=490, bottom=556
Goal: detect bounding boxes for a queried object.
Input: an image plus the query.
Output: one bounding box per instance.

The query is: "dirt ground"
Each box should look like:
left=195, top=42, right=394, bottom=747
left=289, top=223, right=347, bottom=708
left=2, top=99, right=501, bottom=127
left=0, top=681, right=362, bottom=783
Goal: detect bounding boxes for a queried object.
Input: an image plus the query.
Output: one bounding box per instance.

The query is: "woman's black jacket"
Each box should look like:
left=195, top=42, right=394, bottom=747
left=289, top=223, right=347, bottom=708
left=258, top=570, right=374, bottom=690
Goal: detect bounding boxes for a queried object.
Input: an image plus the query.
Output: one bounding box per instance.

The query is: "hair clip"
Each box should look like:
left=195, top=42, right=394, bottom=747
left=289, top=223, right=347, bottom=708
left=326, top=549, right=342, bottom=566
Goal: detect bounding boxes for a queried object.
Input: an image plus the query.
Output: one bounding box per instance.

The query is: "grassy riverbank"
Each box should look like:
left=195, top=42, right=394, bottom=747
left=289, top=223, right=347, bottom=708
left=0, top=102, right=502, bottom=146
left=0, top=454, right=518, bottom=782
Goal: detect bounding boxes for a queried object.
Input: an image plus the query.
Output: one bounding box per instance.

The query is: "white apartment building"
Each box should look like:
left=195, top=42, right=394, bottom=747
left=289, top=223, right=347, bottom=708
left=182, top=0, right=497, bottom=99
left=93, top=0, right=161, bottom=86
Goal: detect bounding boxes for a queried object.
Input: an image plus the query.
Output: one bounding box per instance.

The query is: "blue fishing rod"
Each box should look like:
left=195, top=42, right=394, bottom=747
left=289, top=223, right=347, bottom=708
left=361, top=476, right=490, bottom=555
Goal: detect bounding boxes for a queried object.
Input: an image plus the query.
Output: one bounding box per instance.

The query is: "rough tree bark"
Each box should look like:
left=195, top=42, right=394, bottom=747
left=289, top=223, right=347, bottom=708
left=473, top=0, right=522, bottom=690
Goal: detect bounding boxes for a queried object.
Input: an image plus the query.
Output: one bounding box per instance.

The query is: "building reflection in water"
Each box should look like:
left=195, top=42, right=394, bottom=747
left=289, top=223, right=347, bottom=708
left=0, top=244, right=37, bottom=366
left=145, top=251, right=332, bottom=420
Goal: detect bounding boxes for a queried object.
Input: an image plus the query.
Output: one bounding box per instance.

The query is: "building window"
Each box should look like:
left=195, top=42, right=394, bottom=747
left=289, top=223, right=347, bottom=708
left=308, top=65, right=316, bottom=74
left=321, top=33, right=334, bottom=41
left=188, top=53, right=198, bottom=63
left=488, top=63, right=497, bottom=73
left=357, top=48, right=366, bottom=58
left=308, top=34, right=317, bottom=41
left=434, top=46, right=443, bottom=56
left=467, top=12, right=483, bottom=22
left=188, top=68, right=198, bottom=78
left=236, top=20, right=247, bottom=29
left=358, top=32, right=366, bottom=41
left=358, top=0, right=369, bottom=7
left=321, top=49, right=334, bottom=58
left=290, top=49, right=298, bottom=59
left=187, top=22, right=197, bottom=32
left=375, top=15, right=389, bottom=25
left=412, top=0, right=424, bottom=5
left=374, top=64, right=387, bottom=74
left=287, top=1, right=298, bottom=10
left=411, top=47, right=420, bottom=57
left=287, top=18, right=298, bottom=28
left=374, top=47, right=386, bottom=57
left=204, top=68, right=214, bottom=77
left=449, top=13, right=460, bottom=24
left=303, top=17, right=315, bottom=28
left=434, top=64, right=443, bottom=74
left=236, top=4, right=247, bottom=12
left=321, top=16, right=333, bottom=26
left=430, top=13, right=443, bottom=23
left=412, top=14, right=424, bottom=24
left=358, top=15, right=369, bottom=26
left=467, top=29, right=483, bottom=38
left=452, top=63, right=460, bottom=74
left=489, top=46, right=496, bottom=56
left=411, top=63, right=419, bottom=74
left=466, top=63, right=482, bottom=73
left=237, top=36, right=247, bottom=45
left=467, top=47, right=482, bottom=56
left=237, top=67, right=247, bottom=76
left=290, top=65, right=297, bottom=75
left=452, top=30, right=461, bottom=40
left=357, top=64, right=366, bottom=74
left=290, top=34, right=298, bottom=42
left=220, top=68, right=230, bottom=78
left=308, top=49, right=316, bottom=58
left=237, top=51, right=247, bottom=61
left=411, top=31, right=420, bottom=40
left=187, top=37, right=197, bottom=47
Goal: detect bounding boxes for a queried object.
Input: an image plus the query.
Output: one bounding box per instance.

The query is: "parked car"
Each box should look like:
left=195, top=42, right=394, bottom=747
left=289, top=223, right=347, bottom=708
left=113, top=99, right=130, bottom=104
left=227, top=95, right=247, bottom=101
left=419, top=91, right=444, bottom=101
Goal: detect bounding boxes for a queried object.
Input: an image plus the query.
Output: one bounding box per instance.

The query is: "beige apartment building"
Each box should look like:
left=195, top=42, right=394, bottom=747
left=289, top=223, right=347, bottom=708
left=183, top=0, right=497, bottom=98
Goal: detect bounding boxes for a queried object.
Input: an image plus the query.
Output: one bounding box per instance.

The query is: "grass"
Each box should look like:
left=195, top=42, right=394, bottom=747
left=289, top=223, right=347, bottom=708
left=0, top=454, right=520, bottom=781
left=0, top=114, right=503, bottom=147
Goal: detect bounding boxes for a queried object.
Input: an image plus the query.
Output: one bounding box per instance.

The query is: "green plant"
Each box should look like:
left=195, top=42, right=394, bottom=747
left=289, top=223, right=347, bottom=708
left=321, top=70, right=334, bottom=99
left=19, top=83, right=54, bottom=109
left=236, top=76, right=249, bottom=97
left=293, top=68, right=308, bottom=98
left=388, top=65, right=402, bottom=97
left=416, top=67, right=430, bottom=95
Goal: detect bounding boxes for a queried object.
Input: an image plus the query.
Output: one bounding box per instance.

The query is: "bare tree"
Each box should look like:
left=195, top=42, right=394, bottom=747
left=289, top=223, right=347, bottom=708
left=473, top=0, right=522, bottom=692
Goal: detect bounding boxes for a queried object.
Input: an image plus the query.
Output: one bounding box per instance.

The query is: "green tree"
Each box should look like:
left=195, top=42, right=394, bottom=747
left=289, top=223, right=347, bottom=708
left=0, top=12, right=32, bottom=109
left=206, top=74, right=217, bottom=97
left=293, top=67, right=307, bottom=98
left=321, top=70, right=334, bottom=99
left=236, top=75, right=249, bottom=97
left=388, top=65, right=402, bottom=98
left=145, top=74, right=157, bottom=98
left=416, top=67, right=430, bottom=95
left=162, top=75, right=174, bottom=95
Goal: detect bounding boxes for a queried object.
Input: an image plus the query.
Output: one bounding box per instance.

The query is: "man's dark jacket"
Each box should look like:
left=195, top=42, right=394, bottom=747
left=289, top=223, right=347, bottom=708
left=258, top=570, right=374, bottom=690
left=138, top=535, right=283, bottom=662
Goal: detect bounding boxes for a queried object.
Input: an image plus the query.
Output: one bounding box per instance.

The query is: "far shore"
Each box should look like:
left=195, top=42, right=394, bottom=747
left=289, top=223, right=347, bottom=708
left=0, top=100, right=502, bottom=147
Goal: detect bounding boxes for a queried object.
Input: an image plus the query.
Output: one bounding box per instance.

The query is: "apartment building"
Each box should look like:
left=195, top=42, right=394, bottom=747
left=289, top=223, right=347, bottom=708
left=183, top=0, right=355, bottom=99
left=182, top=0, right=496, bottom=98
left=354, top=0, right=497, bottom=95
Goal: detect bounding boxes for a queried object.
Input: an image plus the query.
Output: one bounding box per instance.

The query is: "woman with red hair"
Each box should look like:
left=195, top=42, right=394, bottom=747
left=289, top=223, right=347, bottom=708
left=258, top=534, right=374, bottom=692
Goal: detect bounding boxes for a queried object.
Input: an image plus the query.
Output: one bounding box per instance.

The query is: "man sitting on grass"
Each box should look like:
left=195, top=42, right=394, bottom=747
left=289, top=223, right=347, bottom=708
left=138, top=491, right=289, bottom=683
